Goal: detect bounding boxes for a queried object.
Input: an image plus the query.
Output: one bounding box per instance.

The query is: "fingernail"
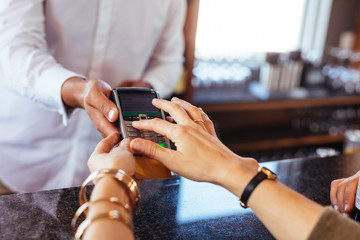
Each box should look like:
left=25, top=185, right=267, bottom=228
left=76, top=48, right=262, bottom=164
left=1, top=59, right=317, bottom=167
left=108, top=109, right=115, bottom=120
left=171, top=97, right=178, bottom=101
left=104, top=82, right=112, bottom=90
left=345, top=204, right=349, bottom=211
left=334, top=205, right=339, bottom=211
left=152, top=98, right=159, bottom=103
left=121, top=138, right=131, bottom=146
left=132, top=121, right=139, bottom=126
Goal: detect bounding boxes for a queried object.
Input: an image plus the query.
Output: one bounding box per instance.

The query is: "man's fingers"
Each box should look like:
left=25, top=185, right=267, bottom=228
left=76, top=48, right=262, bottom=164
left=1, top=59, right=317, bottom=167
left=93, top=133, right=120, bottom=154
left=88, top=91, right=118, bottom=122
left=343, top=175, right=359, bottom=212
left=85, top=80, right=118, bottom=122
left=336, top=182, right=346, bottom=212
left=330, top=179, right=342, bottom=210
left=344, top=180, right=357, bottom=212
left=86, top=106, right=119, bottom=137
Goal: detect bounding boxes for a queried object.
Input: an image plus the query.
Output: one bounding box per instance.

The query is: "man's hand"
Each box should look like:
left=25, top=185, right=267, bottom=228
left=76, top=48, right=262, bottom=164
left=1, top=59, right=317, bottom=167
left=61, top=77, right=119, bottom=137
left=330, top=170, right=360, bottom=216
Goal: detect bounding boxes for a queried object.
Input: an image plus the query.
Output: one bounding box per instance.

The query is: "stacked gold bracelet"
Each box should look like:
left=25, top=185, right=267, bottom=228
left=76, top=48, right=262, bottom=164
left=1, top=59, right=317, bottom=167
left=74, top=210, right=133, bottom=239
left=71, top=196, right=131, bottom=230
left=79, top=169, right=140, bottom=208
left=72, top=169, right=140, bottom=239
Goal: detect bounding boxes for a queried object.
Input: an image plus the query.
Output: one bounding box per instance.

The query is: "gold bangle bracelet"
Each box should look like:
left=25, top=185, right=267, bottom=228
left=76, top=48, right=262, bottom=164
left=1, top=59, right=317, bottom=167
left=71, top=196, right=131, bottom=231
left=79, top=169, right=140, bottom=208
left=74, top=210, right=133, bottom=240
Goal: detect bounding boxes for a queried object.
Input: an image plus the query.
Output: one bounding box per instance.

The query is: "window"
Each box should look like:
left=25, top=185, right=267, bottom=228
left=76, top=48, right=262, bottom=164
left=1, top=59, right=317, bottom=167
left=195, top=0, right=332, bottom=61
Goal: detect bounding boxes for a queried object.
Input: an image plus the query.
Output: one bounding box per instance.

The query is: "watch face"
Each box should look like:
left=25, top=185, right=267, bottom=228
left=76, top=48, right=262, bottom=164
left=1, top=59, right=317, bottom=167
left=260, top=167, right=278, bottom=180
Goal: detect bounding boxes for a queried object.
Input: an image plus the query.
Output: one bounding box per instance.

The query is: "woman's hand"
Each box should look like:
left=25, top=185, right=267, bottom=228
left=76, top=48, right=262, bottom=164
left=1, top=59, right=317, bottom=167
left=330, top=170, right=360, bottom=216
left=169, top=97, right=217, bottom=137
left=85, top=133, right=136, bottom=240
left=61, top=77, right=119, bottom=137
left=130, top=97, right=259, bottom=188
left=129, top=98, right=326, bottom=240
left=88, top=133, right=136, bottom=176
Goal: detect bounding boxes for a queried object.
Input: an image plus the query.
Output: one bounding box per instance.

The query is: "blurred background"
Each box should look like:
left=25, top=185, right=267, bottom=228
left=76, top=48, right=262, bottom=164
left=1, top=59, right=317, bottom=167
left=179, top=0, right=360, bottom=162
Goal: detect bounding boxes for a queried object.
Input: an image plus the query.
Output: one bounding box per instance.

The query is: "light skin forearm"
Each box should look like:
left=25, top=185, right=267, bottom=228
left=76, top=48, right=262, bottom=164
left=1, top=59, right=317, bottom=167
left=251, top=181, right=322, bottom=240
left=220, top=160, right=323, bottom=240
left=61, top=77, right=119, bottom=137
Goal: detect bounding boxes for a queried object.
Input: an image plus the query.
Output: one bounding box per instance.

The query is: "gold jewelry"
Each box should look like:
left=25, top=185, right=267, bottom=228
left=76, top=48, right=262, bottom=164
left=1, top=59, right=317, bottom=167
left=79, top=169, right=139, bottom=208
left=71, top=197, right=131, bottom=231
left=74, top=210, right=133, bottom=239
left=194, top=119, right=204, bottom=124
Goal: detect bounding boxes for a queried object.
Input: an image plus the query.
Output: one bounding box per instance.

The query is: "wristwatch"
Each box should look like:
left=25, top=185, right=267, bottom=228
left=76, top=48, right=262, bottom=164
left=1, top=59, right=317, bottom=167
left=239, top=166, right=277, bottom=208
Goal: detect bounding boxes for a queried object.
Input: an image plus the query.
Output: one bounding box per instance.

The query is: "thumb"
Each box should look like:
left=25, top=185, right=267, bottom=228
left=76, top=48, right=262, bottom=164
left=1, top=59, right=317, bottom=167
left=93, top=133, right=120, bottom=154
left=86, top=79, right=118, bottom=122
left=118, top=138, right=132, bottom=153
left=130, top=138, right=170, bottom=163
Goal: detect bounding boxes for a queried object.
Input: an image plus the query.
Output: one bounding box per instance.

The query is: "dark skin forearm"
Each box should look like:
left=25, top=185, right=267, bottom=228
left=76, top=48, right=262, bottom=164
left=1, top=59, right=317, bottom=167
left=61, top=77, right=119, bottom=137
left=61, top=77, right=87, bottom=108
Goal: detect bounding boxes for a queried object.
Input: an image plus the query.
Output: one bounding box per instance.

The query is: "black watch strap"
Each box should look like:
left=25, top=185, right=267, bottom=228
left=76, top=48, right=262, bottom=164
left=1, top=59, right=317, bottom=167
left=239, top=171, right=267, bottom=208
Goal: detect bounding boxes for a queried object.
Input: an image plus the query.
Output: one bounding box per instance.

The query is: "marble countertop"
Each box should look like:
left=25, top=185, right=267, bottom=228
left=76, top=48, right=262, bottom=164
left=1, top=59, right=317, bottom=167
left=1, top=153, right=360, bottom=239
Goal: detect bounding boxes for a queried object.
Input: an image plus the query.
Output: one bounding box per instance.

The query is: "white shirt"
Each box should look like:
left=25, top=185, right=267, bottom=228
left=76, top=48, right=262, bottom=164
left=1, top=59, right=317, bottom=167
left=0, top=0, right=185, bottom=193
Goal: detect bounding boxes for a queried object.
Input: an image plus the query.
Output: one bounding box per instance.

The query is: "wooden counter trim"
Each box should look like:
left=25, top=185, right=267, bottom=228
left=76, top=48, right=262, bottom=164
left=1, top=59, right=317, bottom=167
left=226, top=134, right=345, bottom=152
left=199, top=96, right=360, bottom=113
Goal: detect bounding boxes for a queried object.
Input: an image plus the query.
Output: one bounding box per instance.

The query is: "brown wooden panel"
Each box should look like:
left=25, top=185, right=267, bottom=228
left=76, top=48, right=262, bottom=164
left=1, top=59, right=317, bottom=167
left=200, top=96, right=360, bottom=113
left=226, top=134, right=345, bottom=152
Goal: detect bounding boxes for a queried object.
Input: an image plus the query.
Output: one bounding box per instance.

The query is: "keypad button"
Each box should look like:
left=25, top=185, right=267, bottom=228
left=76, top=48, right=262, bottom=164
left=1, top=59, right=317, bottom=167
left=127, top=126, right=137, bottom=132
left=157, top=143, right=167, bottom=148
left=156, top=137, right=166, bottom=143
left=128, top=132, right=140, bottom=137
left=122, top=116, right=168, bottom=149
left=143, top=132, right=154, bottom=137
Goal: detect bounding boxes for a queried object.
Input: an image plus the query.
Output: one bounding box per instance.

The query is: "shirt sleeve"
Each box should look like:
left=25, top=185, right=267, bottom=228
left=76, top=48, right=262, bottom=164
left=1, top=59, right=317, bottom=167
left=307, top=206, right=360, bottom=240
left=141, top=0, right=186, bottom=98
left=0, top=0, right=84, bottom=125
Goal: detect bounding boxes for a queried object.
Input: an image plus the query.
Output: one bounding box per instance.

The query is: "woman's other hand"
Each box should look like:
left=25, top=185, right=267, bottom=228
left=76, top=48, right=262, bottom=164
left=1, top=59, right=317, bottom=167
left=88, top=133, right=136, bottom=176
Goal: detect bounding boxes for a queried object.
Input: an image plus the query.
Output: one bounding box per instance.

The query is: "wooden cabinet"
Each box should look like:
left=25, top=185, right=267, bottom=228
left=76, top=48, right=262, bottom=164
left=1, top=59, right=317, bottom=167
left=196, top=92, right=360, bottom=160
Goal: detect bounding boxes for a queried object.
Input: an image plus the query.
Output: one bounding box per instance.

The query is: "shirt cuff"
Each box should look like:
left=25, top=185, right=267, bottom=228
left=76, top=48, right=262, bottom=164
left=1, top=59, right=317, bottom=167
left=35, top=65, right=86, bottom=126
